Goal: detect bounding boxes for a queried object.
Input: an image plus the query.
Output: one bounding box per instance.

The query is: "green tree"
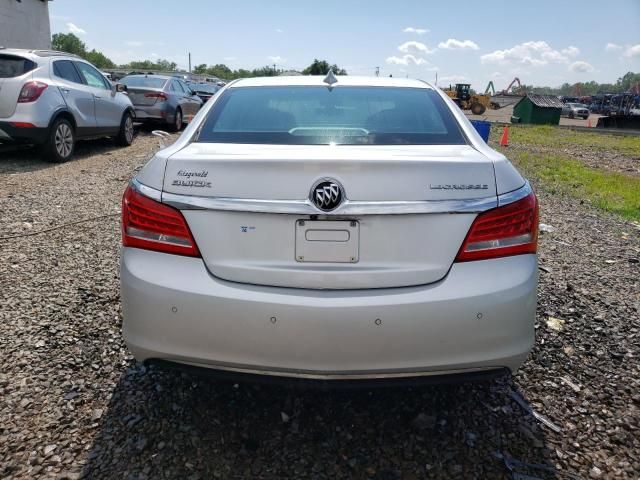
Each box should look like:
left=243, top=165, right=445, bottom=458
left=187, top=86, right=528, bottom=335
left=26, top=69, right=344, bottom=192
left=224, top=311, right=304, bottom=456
left=85, top=49, right=115, bottom=69
left=51, top=32, right=86, bottom=56
left=206, top=64, right=233, bottom=79
left=302, top=59, right=347, bottom=75
left=123, top=59, right=177, bottom=72
left=193, top=63, right=208, bottom=74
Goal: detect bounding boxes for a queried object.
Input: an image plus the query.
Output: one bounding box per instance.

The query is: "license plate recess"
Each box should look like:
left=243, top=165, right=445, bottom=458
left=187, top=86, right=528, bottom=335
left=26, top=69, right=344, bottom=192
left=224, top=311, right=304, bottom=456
left=295, top=220, right=359, bottom=263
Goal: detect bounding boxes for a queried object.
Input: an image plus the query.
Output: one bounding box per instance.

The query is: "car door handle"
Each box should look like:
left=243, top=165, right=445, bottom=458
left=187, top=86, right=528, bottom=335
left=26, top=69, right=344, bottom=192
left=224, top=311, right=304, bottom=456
left=61, top=88, right=70, bottom=93
left=94, top=94, right=101, bottom=99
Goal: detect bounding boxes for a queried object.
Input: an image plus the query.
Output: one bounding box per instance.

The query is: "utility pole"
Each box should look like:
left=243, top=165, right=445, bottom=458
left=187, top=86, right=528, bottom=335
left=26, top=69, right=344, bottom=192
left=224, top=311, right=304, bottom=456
left=188, top=52, right=191, bottom=74
left=375, top=66, right=380, bottom=77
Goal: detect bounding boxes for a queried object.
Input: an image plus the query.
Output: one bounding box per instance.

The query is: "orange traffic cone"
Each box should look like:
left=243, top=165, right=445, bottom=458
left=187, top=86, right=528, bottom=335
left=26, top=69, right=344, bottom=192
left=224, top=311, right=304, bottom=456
left=500, top=126, right=509, bottom=146
left=587, top=118, right=592, bottom=128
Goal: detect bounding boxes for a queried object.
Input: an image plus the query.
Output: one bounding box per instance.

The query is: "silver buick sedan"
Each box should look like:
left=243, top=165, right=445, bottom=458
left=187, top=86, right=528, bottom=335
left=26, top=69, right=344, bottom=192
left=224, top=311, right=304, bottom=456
left=120, top=75, right=538, bottom=384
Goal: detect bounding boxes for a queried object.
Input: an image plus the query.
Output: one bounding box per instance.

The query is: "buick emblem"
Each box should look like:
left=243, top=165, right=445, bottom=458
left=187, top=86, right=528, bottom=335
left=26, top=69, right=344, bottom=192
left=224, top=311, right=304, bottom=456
left=310, top=179, right=344, bottom=211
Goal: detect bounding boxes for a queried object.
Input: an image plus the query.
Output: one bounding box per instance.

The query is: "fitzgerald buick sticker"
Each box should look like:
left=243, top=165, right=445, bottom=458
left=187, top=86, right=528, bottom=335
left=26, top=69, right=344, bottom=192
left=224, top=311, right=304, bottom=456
left=171, top=170, right=212, bottom=188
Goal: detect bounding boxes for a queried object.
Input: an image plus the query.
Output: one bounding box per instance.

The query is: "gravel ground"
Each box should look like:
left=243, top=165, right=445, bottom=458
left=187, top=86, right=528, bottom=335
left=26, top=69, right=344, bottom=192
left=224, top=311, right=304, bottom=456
left=505, top=141, right=640, bottom=177
left=1, top=130, right=639, bottom=479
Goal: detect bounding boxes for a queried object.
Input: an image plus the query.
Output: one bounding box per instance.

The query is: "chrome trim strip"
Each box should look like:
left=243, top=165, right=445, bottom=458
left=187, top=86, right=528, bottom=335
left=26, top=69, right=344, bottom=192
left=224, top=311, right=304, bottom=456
left=174, top=359, right=501, bottom=380
left=134, top=178, right=531, bottom=215
left=131, top=178, right=162, bottom=202
left=497, top=181, right=532, bottom=207
left=161, top=192, right=498, bottom=215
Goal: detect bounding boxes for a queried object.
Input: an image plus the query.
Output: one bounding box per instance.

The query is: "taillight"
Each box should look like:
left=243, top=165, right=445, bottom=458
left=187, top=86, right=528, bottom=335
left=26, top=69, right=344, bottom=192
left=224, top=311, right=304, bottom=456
left=17, top=81, right=48, bottom=103
left=121, top=185, right=200, bottom=257
left=455, top=192, right=538, bottom=262
left=144, top=92, right=168, bottom=101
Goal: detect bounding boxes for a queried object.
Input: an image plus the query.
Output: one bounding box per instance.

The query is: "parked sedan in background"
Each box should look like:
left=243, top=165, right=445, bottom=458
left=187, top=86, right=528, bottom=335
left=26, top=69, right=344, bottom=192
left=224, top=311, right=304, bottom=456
left=561, top=102, right=590, bottom=119
left=188, top=82, right=220, bottom=103
left=119, top=74, right=203, bottom=131
left=121, top=75, right=539, bottom=385
left=0, top=48, right=135, bottom=162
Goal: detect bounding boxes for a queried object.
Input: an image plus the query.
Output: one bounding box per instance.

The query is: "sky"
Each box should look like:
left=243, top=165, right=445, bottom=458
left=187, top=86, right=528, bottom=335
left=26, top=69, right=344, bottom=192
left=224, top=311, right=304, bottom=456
left=50, top=0, right=640, bottom=88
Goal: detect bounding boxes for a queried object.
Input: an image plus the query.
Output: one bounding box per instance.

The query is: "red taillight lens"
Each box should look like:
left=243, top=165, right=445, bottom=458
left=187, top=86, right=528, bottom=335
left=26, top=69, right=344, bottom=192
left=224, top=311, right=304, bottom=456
left=121, top=185, right=200, bottom=257
left=144, top=92, right=168, bottom=101
left=455, top=192, right=538, bottom=262
left=17, top=81, right=48, bottom=103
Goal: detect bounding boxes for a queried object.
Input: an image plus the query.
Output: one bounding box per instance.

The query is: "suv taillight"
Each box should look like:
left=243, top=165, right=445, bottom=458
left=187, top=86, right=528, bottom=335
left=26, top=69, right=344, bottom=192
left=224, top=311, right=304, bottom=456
left=17, top=81, right=48, bottom=103
left=455, top=192, right=538, bottom=262
left=121, top=185, right=200, bottom=257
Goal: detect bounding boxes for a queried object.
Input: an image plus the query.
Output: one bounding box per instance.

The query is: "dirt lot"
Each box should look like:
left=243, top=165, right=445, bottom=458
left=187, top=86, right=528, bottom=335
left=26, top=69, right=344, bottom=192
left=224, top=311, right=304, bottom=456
left=1, top=129, right=639, bottom=479
left=465, top=104, right=604, bottom=128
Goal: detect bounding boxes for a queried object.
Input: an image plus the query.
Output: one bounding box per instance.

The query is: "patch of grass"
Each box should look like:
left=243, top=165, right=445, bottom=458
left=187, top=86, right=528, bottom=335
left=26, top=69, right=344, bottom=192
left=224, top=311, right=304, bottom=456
left=507, top=149, right=640, bottom=221
left=493, top=125, right=640, bottom=158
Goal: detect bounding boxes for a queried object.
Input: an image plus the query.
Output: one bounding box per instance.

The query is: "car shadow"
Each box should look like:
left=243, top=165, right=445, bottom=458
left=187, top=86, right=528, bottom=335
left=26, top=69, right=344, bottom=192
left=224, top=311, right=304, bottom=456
left=81, top=366, right=557, bottom=479
left=0, top=130, right=144, bottom=175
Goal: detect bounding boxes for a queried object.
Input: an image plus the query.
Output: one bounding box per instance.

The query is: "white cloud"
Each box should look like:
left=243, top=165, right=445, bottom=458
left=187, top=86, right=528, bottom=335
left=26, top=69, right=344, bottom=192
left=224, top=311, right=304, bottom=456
left=481, top=41, right=580, bottom=67
left=568, top=61, right=594, bottom=73
left=386, top=54, right=427, bottom=66
left=267, top=55, right=286, bottom=64
left=275, top=28, right=284, bottom=33
left=491, top=71, right=502, bottom=78
left=439, top=74, right=468, bottom=83
left=562, top=46, right=580, bottom=57
left=66, top=23, right=86, bottom=35
left=624, top=44, right=640, bottom=58
left=150, top=53, right=159, bottom=58
left=398, top=41, right=435, bottom=54
left=438, top=38, right=479, bottom=50
left=403, top=27, right=428, bottom=35
left=605, top=42, right=623, bottom=51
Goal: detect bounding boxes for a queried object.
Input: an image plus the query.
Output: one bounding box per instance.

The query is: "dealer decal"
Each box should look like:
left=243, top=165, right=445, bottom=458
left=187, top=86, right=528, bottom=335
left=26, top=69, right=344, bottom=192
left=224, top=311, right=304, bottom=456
left=171, top=170, right=212, bottom=188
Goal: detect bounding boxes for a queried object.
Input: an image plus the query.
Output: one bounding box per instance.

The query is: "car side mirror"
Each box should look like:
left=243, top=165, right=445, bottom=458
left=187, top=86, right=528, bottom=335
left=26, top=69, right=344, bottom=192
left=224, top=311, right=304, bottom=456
left=116, top=84, right=127, bottom=93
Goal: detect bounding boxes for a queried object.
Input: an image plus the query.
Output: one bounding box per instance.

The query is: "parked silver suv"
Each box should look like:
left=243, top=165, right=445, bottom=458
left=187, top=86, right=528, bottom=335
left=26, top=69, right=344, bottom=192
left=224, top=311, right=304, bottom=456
left=0, top=48, right=135, bottom=162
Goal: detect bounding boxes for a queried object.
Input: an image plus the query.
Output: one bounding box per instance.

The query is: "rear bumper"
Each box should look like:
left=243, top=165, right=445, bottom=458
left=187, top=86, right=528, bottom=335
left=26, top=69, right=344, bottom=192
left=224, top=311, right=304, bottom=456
left=0, top=121, right=48, bottom=144
left=121, top=249, right=537, bottom=381
left=132, top=104, right=173, bottom=123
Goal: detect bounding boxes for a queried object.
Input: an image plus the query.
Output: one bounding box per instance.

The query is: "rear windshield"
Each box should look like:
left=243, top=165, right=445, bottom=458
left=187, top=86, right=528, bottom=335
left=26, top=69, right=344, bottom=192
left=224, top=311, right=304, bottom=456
left=0, top=55, right=37, bottom=78
left=120, top=76, right=167, bottom=88
left=196, top=86, right=465, bottom=145
left=191, top=83, right=218, bottom=93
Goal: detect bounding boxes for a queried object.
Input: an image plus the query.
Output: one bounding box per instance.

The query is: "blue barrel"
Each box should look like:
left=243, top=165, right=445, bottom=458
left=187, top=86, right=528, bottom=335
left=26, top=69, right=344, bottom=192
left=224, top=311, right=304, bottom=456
left=470, top=120, right=491, bottom=143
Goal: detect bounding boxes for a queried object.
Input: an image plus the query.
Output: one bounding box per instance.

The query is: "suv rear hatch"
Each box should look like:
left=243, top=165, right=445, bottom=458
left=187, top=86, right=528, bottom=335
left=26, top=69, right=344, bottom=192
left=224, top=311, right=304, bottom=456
left=0, top=54, right=37, bottom=118
left=162, top=143, right=497, bottom=289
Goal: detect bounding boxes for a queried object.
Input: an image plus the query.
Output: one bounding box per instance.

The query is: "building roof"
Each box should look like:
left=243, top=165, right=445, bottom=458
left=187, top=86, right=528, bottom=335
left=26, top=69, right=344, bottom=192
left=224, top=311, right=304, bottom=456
left=524, top=93, right=564, bottom=109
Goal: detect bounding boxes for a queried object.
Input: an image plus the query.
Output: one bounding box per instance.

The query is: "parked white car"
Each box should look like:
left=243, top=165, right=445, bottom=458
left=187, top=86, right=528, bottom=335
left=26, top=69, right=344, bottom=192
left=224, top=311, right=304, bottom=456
left=120, top=75, right=539, bottom=384
left=0, top=48, right=134, bottom=162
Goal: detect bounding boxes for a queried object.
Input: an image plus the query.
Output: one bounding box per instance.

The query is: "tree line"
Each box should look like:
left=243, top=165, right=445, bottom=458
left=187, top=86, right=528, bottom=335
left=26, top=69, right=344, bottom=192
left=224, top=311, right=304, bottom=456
left=51, top=33, right=347, bottom=77
left=523, top=72, right=640, bottom=96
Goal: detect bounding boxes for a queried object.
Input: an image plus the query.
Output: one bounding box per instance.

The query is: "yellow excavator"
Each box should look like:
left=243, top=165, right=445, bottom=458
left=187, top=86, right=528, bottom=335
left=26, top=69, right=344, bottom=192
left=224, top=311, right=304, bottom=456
left=443, top=83, right=491, bottom=115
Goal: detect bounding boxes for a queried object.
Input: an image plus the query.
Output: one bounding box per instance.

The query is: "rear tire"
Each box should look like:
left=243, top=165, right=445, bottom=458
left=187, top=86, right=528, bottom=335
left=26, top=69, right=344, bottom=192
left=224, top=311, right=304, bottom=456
left=169, top=108, right=182, bottom=132
left=42, top=117, right=75, bottom=163
left=471, top=102, right=486, bottom=115
left=115, top=111, right=135, bottom=146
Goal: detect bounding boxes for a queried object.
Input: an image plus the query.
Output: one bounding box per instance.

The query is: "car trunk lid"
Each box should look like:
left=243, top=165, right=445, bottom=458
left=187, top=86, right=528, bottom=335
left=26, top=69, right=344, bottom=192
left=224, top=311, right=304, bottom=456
left=162, top=143, right=497, bottom=289
left=126, top=87, right=163, bottom=106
